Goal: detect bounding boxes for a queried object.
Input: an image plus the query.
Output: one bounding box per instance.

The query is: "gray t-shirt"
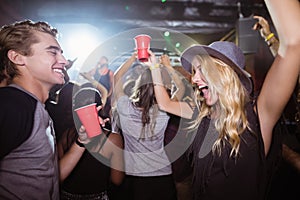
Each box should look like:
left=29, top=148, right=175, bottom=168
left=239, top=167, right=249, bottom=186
left=0, top=85, right=59, bottom=200
left=117, top=95, right=172, bottom=176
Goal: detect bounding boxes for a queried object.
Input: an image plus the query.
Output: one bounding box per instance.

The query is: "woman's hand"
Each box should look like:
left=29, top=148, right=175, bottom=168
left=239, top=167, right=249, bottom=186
left=96, top=105, right=110, bottom=127
left=160, top=54, right=172, bottom=68
left=144, top=49, right=158, bottom=67
left=253, top=15, right=272, bottom=40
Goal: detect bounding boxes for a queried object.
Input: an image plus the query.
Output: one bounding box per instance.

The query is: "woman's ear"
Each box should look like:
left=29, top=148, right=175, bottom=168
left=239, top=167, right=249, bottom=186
left=7, top=50, right=25, bottom=66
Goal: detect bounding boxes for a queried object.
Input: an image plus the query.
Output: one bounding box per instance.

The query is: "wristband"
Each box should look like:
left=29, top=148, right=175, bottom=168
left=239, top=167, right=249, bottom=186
left=150, top=63, right=160, bottom=70
left=76, top=139, right=85, bottom=148
left=265, top=33, right=274, bottom=42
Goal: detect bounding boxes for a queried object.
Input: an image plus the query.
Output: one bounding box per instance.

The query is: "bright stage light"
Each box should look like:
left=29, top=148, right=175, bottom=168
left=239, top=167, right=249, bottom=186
left=55, top=23, right=104, bottom=68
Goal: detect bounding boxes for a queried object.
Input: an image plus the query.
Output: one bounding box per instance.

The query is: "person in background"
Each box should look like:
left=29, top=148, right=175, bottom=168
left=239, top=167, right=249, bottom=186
left=87, top=56, right=114, bottom=121
left=46, top=81, right=124, bottom=200
left=80, top=71, right=109, bottom=107
left=147, top=0, right=300, bottom=199
left=46, top=81, right=81, bottom=140
left=113, top=52, right=177, bottom=200
left=160, top=54, right=194, bottom=200
left=53, top=83, right=124, bottom=200
left=47, top=56, right=77, bottom=106
left=0, top=20, right=67, bottom=199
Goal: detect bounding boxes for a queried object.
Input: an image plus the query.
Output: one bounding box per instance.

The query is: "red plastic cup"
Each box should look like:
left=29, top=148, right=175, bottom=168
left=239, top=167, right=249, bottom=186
left=74, top=103, right=102, bottom=138
left=134, top=34, right=151, bottom=62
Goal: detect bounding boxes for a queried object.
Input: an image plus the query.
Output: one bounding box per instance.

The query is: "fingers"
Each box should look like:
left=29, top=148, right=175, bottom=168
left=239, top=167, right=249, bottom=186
left=252, top=22, right=262, bottom=30
left=253, top=15, right=262, bottom=29
left=96, top=105, right=103, bottom=111
left=147, top=49, right=154, bottom=57
left=144, top=49, right=157, bottom=66
left=95, top=105, right=109, bottom=127
left=160, top=54, right=172, bottom=67
left=98, top=117, right=110, bottom=127
left=253, top=15, right=269, bottom=27
left=160, top=54, right=169, bottom=59
left=78, top=125, right=89, bottom=142
left=253, top=15, right=265, bottom=23
left=131, top=51, right=138, bottom=59
left=252, top=15, right=272, bottom=39
left=79, top=125, right=86, bottom=133
left=253, top=15, right=260, bottom=20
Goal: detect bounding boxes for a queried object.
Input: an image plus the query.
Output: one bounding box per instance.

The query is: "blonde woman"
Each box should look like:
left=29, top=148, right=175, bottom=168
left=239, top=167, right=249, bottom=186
left=148, top=0, right=300, bottom=199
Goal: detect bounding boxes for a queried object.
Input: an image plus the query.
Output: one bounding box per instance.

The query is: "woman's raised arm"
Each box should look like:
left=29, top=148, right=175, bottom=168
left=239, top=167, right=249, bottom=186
left=258, top=0, right=300, bottom=154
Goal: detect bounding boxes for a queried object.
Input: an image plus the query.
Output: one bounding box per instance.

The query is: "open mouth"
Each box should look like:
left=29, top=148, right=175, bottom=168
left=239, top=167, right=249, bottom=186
left=199, top=86, right=208, bottom=90
left=199, top=86, right=208, bottom=96
left=53, top=68, right=65, bottom=78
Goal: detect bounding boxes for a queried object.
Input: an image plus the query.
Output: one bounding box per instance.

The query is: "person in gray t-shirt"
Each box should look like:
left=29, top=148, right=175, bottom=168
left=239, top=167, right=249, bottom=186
left=0, top=20, right=68, bottom=200
left=113, top=52, right=177, bottom=200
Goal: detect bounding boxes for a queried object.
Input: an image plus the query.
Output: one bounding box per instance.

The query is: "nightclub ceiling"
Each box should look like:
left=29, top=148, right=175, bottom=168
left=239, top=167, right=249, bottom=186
left=0, top=0, right=272, bottom=73
left=0, top=0, right=268, bottom=42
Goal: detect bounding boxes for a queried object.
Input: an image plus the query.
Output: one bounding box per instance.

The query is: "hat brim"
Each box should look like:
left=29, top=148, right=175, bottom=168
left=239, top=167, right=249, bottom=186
left=180, top=45, right=253, bottom=93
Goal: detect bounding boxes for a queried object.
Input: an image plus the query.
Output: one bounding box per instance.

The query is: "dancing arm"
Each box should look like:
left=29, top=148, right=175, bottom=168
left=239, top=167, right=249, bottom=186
left=148, top=51, right=194, bottom=119
left=258, top=0, right=300, bottom=154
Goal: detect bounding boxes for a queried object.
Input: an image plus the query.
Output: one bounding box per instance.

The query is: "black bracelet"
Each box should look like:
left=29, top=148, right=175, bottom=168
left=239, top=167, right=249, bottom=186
left=75, top=139, right=85, bottom=148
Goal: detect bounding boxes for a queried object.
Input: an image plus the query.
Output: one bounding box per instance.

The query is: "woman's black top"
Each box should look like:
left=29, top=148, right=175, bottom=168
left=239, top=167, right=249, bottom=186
left=190, top=102, right=282, bottom=200
left=62, top=135, right=111, bottom=194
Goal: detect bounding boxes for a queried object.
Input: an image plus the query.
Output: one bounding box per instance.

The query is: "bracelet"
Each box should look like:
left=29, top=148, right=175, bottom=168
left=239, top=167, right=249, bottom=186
left=149, top=63, right=160, bottom=70
left=75, top=139, right=85, bottom=148
left=265, top=33, right=275, bottom=42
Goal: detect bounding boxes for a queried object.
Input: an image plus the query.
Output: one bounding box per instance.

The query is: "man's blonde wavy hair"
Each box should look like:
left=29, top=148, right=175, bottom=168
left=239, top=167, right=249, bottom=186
left=192, top=54, right=250, bottom=157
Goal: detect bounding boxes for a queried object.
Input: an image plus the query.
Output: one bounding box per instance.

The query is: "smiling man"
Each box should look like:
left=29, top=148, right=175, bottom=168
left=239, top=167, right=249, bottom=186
left=0, top=20, right=67, bottom=200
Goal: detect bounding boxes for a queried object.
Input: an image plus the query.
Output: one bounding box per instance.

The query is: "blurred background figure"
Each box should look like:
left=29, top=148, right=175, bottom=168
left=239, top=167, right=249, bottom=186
left=87, top=56, right=114, bottom=122
left=46, top=82, right=124, bottom=200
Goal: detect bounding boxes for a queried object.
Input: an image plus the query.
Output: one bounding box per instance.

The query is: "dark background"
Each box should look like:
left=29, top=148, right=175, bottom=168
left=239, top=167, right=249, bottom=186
left=1, top=1, right=299, bottom=198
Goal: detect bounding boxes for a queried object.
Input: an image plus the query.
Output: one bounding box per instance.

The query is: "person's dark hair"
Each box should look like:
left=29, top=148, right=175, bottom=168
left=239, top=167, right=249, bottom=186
left=0, top=69, right=8, bottom=83
left=100, top=56, right=108, bottom=63
left=0, top=20, right=58, bottom=80
left=46, top=82, right=80, bottom=139
left=130, top=67, right=156, bottom=128
left=72, top=84, right=103, bottom=130
left=73, top=84, right=103, bottom=110
left=129, top=62, right=144, bottom=80
left=123, top=78, right=135, bottom=97
left=99, top=56, right=109, bottom=68
left=122, top=62, right=144, bottom=97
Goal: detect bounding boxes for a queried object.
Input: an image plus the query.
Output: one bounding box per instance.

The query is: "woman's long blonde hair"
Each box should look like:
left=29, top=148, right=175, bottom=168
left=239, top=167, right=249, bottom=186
left=192, top=55, right=250, bottom=157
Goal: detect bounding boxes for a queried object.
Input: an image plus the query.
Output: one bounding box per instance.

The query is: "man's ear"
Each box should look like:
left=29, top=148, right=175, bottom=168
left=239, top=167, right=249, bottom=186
left=7, top=50, right=25, bottom=66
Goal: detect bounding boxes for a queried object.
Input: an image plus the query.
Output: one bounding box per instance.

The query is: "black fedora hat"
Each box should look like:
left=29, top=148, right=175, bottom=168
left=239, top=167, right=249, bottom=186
left=180, top=41, right=253, bottom=93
